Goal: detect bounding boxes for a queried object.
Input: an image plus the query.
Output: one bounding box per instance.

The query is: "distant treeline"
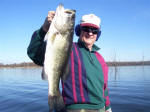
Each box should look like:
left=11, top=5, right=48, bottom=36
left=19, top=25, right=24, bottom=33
left=0, top=62, right=40, bottom=68
left=107, top=61, right=150, bottom=66
left=0, top=61, right=150, bottom=68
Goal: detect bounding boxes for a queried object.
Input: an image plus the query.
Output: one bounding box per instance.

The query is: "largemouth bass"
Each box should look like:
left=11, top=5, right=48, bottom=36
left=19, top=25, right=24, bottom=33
left=42, top=4, right=75, bottom=112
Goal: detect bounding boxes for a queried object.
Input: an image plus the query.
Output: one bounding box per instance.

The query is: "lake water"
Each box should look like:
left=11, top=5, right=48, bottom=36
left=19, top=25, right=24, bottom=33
left=0, top=66, right=150, bottom=112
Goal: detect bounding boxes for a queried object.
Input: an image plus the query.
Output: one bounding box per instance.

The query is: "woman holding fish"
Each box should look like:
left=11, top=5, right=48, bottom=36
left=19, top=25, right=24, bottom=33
left=27, top=5, right=112, bottom=112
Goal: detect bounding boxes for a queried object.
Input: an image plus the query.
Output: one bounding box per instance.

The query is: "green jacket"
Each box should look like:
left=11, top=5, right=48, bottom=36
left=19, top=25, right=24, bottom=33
left=27, top=28, right=111, bottom=110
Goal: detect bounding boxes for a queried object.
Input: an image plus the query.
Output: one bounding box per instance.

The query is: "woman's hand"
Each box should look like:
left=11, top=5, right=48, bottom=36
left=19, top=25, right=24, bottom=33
left=42, top=11, right=55, bottom=32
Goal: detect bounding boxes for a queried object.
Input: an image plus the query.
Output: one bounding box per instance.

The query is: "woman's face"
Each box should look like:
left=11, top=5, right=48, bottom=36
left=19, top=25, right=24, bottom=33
left=79, top=26, right=98, bottom=49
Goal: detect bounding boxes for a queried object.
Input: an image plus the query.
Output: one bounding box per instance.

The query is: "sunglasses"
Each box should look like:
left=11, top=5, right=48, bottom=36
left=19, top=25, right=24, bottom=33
left=81, top=26, right=99, bottom=34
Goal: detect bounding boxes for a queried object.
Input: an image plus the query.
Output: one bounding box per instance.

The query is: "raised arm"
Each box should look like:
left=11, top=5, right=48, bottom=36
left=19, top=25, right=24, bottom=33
left=27, top=11, right=55, bottom=66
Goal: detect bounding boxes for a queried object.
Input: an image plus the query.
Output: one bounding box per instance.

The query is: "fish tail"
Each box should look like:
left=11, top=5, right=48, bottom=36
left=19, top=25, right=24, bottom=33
left=48, top=93, right=65, bottom=112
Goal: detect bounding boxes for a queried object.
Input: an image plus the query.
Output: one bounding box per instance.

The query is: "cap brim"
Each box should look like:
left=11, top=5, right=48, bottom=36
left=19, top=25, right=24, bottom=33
left=80, top=23, right=100, bottom=29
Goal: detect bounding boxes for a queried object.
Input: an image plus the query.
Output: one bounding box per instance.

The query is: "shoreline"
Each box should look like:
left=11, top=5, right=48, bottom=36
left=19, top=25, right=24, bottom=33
left=0, top=61, right=150, bottom=68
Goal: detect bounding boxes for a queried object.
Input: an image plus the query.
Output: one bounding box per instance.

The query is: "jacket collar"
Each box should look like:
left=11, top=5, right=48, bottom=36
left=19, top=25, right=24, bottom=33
left=77, top=39, right=100, bottom=52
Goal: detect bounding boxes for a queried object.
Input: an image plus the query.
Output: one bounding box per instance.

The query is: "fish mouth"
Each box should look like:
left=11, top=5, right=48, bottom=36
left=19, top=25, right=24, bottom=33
left=65, top=9, right=76, bottom=14
left=64, top=10, right=76, bottom=19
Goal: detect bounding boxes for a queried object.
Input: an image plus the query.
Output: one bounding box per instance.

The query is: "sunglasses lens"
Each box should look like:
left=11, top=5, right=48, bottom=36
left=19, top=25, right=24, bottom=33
left=81, top=26, right=99, bottom=34
left=92, top=29, right=99, bottom=34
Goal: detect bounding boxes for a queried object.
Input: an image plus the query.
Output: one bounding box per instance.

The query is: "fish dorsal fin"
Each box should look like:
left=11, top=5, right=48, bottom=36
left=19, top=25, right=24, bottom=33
left=41, top=68, right=48, bottom=80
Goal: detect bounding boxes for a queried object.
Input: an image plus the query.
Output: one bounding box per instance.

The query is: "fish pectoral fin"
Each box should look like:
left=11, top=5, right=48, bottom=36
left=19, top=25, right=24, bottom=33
left=50, top=32, right=57, bottom=44
left=41, top=68, right=48, bottom=80
left=50, top=31, right=62, bottom=44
